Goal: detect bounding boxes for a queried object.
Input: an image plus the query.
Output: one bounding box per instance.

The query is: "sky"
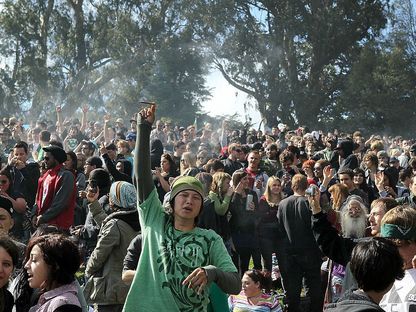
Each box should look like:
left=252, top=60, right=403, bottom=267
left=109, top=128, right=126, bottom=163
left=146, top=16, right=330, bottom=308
left=201, top=69, right=262, bottom=128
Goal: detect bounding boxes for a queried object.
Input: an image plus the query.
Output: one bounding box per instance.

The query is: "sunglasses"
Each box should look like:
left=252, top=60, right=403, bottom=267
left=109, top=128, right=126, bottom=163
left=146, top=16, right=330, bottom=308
left=44, top=157, right=50, bottom=161
left=0, top=180, right=8, bottom=184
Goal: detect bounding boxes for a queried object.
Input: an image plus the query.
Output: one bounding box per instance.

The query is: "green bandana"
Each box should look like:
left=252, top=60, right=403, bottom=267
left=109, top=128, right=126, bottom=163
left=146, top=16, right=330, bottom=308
left=380, top=223, right=416, bottom=240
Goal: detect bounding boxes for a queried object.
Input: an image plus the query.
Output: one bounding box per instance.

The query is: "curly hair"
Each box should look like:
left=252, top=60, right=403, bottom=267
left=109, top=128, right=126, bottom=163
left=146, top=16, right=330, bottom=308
left=25, top=234, right=80, bottom=291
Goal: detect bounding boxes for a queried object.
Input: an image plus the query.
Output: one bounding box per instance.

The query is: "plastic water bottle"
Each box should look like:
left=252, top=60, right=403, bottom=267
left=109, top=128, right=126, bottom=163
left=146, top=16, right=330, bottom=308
left=271, top=253, right=280, bottom=281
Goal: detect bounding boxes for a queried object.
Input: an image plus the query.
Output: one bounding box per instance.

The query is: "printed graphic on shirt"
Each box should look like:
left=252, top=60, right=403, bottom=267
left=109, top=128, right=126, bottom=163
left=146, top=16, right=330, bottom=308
left=157, top=225, right=214, bottom=311
left=380, top=269, right=416, bottom=312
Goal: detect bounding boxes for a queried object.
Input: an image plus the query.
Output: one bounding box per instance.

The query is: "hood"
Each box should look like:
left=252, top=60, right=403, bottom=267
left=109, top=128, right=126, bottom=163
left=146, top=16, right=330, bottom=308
left=103, top=209, right=141, bottom=232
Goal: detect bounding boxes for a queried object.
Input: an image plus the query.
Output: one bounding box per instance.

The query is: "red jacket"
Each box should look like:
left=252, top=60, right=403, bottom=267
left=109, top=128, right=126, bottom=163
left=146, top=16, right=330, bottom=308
left=36, top=164, right=76, bottom=229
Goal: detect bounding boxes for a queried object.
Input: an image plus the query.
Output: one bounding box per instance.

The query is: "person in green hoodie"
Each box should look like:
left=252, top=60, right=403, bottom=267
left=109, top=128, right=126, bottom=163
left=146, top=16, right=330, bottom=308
left=123, top=104, right=240, bottom=312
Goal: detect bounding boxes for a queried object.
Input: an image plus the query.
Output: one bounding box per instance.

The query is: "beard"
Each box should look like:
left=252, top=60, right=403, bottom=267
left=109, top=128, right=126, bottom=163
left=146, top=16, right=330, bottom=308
left=341, top=213, right=367, bottom=239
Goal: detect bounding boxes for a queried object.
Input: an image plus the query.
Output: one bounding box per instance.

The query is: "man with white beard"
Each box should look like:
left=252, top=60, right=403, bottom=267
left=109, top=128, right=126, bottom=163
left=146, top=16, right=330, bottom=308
left=341, top=195, right=368, bottom=239
left=326, top=195, right=369, bottom=303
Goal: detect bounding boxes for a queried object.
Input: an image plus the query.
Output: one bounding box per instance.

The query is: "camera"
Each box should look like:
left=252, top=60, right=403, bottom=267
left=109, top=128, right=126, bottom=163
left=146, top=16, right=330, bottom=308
left=305, top=185, right=317, bottom=197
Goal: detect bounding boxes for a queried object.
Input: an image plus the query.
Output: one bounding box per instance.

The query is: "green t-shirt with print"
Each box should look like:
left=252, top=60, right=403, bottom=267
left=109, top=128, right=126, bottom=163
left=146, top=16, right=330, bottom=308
left=123, top=188, right=237, bottom=312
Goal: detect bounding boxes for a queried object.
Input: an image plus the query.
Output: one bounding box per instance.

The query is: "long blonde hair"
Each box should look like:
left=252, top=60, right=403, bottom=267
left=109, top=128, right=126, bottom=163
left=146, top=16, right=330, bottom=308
left=263, top=176, right=283, bottom=204
left=180, top=152, right=197, bottom=175
left=211, top=172, right=232, bottom=199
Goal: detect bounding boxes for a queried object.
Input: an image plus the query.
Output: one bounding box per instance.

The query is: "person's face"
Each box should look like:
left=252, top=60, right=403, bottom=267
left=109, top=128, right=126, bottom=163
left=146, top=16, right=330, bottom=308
left=94, top=123, right=101, bottom=131
left=248, top=153, right=260, bottom=168
left=368, top=204, right=385, bottom=236
left=69, top=127, right=78, bottom=137
left=0, top=175, right=10, bottom=193
left=127, top=140, right=135, bottom=150
left=0, top=208, right=14, bottom=235
left=0, top=246, right=14, bottom=288
left=402, top=140, right=410, bottom=150
left=348, top=201, right=362, bottom=218
left=410, top=177, right=416, bottom=196
left=339, top=174, right=354, bottom=189
left=160, top=157, right=170, bottom=172
left=270, top=180, right=282, bottom=195
left=32, top=131, right=40, bottom=141
left=175, top=144, right=186, bottom=156
left=13, top=147, right=28, bottom=163
left=306, top=142, right=315, bottom=154
left=283, top=160, right=293, bottom=171
left=116, top=161, right=124, bottom=172
left=363, top=158, right=373, bottom=169
left=378, top=156, right=388, bottom=166
left=63, top=155, right=73, bottom=170
left=313, top=165, right=323, bottom=178
left=188, top=127, right=195, bottom=136
left=180, top=157, right=189, bottom=169
left=182, top=131, right=190, bottom=141
left=241, top=274, right=261, bottom=298
left=353, top=173, right=364, bottom=186
left=81, top=145, right=91, bottom=156
left=221, top=178, right=231, bottom=195
left=84, top=162, right=95, bottom=175
left=76, top=154, right=86, bottom=169
left=197, top=154, right=207, bottom=166
left=44, top=152, right=58, bottom=170
left=240, top=175, right=250, bottom=189
left=25, top=245, right=50, bottom=289
left=231, top=148, right=241, bottom=159
left=173, top=190, right=202, bottom=221
left=107, top=149, right=116, bottom=160
left=0, top=133, right=9, bottom=142
left=118, top=145, right=128, bottom=155
left=397, top=243, right=416, bottom=270
left=303, top=166, right=313, bottom=176
left=266, top=147, right=277, bottom=159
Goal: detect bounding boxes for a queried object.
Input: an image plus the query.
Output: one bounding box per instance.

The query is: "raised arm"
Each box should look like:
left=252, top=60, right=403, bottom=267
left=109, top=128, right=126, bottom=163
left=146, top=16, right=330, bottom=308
left=56, top=106, right=64, bottom=137
left=80, top=105, right=88, bottom=133
left=135, top=104, right=156, bottom=203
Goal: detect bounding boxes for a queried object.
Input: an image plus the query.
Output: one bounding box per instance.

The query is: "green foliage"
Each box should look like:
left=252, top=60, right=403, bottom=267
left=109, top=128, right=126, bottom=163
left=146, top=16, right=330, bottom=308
left=0, top=0, right=210, bottom=125
left=0, top=0, right=415, bottom=134
left=207, top=0, right=390, bottom=128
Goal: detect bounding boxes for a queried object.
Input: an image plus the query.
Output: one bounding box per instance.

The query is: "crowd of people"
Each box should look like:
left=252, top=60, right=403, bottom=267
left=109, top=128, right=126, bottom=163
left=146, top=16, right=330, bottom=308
left=0, top=105, right=415, bottom=312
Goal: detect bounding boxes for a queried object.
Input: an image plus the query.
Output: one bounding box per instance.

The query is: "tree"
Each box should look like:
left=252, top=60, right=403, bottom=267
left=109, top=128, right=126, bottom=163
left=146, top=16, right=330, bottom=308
left=334, top=43, right=416, bottom=135
left=209, top=0, right=388, bottom=128
left=0, top=0, right=210, bottom=125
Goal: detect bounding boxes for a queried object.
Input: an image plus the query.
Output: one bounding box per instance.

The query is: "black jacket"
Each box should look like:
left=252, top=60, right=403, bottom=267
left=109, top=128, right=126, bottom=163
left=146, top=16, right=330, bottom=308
left=277, top=195, right=321, bottom=255
left=198, top=198, right=231, bottom=241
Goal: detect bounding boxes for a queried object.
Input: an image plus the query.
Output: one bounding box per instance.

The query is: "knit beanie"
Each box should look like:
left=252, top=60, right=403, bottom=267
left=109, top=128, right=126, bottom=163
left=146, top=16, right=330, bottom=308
left=170, top=176, right=204, bottom=201
left=109, top=181, right=137, bottom=210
